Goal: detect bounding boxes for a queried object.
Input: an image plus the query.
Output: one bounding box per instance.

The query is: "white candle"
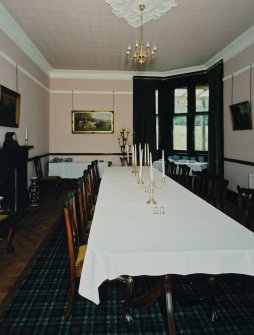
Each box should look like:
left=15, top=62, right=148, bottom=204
left=162, top=150, right=165, bottom=177
left=126, top=144, right=129, bottom=162
left=144, top=143, right=147, bottom=163
left=138, top=143, right=141, bottom=164
left=139, top=149, right=143, bottom=179
left=147, top=144, right=150, bottom=165
left=150, top=152, right=153, bottom=182
left=25, top=125, right=28, bottom=140
left=132, top=145, right=134, bottom=165
left=134, top=144, right=137, bottom=165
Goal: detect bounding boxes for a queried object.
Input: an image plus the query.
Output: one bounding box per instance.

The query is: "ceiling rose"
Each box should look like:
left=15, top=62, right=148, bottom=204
left=105, top=0, right=177, bottom=28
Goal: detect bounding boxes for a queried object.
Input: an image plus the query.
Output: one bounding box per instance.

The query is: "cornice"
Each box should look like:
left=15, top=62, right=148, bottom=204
left=205, top=25, right=254, bottom=69
left=50, top=65, right=206, bottom=80
left=0, top=3, right=52, bottom=76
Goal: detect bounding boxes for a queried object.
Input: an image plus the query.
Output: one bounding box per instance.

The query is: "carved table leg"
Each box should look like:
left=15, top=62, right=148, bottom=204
left=163, top=275, right=176, bottom=335
left=208, top=275, right=217, bottom=322
left=117, top=275, right=134, bottom=325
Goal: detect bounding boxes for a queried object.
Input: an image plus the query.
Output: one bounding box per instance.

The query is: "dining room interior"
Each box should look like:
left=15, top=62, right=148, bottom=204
left=0, top=1, right=254, bottom=334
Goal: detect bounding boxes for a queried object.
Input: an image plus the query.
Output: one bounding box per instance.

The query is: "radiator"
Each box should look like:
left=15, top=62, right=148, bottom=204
left=248, top=173, right=254, bottom=189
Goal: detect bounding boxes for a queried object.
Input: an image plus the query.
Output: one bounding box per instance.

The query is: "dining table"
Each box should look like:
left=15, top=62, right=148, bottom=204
left=48, top=161, right=107, bottom=179
left=78, top=166, right=254, bottom=334
left=153, top=159, right=208, bottom=174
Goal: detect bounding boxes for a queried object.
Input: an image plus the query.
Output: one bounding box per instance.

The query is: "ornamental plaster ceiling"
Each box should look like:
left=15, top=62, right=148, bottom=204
left=106, top=0, right=177, bottom=28
left=1, top=0, right=254, bottom=76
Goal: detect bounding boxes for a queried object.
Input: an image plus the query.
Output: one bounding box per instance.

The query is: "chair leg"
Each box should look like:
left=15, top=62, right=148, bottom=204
left=7, top=226, right=15, bottom=253
left=64, top=276, right=76, bottom=319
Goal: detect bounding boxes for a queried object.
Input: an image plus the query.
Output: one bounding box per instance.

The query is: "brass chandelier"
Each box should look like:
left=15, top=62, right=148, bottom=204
left=126, top=4, right=157, bottom=66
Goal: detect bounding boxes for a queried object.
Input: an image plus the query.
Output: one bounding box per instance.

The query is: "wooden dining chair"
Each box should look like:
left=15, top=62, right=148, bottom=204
left=208, top=177, right=229, bottom=212
left=165, top=161, right=177, bottom=180
left=191, top=171, right=208, bottom=200
left=83, top=169, right=96, bottom=219
left=63, top=190, right=87, bottom=319
left=236, top=186, right=254, bottom=230
left=177, top=164, right=191, bottom=188
left=64, top=190, right=134, bottom=322
left=76, top=176, right=93, bottom=243
left=91, top=160, right=101, bottom=193
left=34, top=156, right=61, bottom=193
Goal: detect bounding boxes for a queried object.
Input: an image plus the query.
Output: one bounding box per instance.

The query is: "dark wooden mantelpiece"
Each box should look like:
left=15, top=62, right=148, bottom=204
left=0, top=145, right=33, bottom=212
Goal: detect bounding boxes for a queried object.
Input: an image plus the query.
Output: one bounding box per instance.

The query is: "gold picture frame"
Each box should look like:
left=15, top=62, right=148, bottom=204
left=0, top=85, right=21, bottom=128
left=72, top=110, right=114, bottom=134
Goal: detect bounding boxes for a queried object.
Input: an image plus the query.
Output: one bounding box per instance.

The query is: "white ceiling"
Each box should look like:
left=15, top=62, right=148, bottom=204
left=1, top=0, right=254, bottom=76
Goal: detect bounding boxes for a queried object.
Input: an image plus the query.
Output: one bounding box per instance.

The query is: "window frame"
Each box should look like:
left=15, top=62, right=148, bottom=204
left=169, top=78, right=209, bottom=157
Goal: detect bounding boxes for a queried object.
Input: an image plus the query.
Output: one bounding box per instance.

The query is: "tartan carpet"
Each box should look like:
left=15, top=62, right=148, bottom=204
left=0, top=222, right=254, bottom=335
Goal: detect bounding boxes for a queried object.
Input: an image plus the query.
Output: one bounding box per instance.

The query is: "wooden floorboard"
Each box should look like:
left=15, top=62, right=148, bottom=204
left=0, top=186, right=69, bottom=315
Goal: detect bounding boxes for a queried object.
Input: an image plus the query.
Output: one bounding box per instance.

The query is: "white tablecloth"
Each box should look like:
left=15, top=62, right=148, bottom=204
left=153, top=160, right=208, bottom=174
left=79, top=166, right=254, bottom=305
left=48, top=161, right=107, bottom=179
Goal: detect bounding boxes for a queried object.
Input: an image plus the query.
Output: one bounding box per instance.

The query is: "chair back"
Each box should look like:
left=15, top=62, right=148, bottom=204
left=191, top=174, right=208, bottom=199
left=86, top=165, right=97, bottom=205
left=237, top=186, right=254, bottom=230
left=165, top=161, right=177, bottom=178
left=76, top=176, right=91, bottom=242
left=178, top=164, right=190, bottom=176
left=208, top=177, right=228, bottom=211
left=34, top=156, right=43, bottom=179
left=91, top=160, right=100, bottom=193
left=64, top=191, right=81, bottom=268
left=178, top=164, right=190, bottom=187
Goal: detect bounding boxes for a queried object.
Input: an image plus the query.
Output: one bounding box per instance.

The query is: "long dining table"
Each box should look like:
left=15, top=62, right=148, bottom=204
left=78, top=166, right=254, bottom=334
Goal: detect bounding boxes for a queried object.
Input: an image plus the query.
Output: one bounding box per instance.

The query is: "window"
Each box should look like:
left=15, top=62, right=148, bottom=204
left=194, top=85, right=209, bottom=151
left=173, top=115, right=187, bottom=150
left=171, top=83, right=209, bottom=155
left=173, top=88, right=187, bottom=150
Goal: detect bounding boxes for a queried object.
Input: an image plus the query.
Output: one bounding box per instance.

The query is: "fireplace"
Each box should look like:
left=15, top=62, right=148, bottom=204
left=0, top=146, right=32, bottom=212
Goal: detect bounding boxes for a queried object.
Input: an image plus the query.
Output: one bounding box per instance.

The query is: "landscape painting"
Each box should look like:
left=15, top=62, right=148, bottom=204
left=72, top=110, right=114, bottom=134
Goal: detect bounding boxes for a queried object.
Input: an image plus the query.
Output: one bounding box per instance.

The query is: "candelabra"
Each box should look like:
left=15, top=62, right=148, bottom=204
left=117, top=126, right=131, bottom=166
left=146, top=181, right=157, bottom=205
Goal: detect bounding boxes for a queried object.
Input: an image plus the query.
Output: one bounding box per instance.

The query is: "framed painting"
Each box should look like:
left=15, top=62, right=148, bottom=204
left=72, top=110, right=114, bottom=134
left=230, top=101, right=252, bottom=130
left=0, top=85, right=21, bottom=128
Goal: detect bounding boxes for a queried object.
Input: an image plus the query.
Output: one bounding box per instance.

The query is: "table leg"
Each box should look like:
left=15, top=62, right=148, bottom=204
left=130, top=275, right=202, bottom=335
left=130, top=276, right=176, bottom=335
left=130, top=278, right=162, bottom=309
left=163, top=275, right=176, bottom=335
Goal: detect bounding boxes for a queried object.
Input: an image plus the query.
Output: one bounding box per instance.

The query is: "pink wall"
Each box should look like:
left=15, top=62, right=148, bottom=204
left=49, top=78, right=133, bottom=165
left=0, top=30, right=50, bottom=182
left=224, top=44, right=254, bottom=191
left=2, top=24, right=254, bottom=188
